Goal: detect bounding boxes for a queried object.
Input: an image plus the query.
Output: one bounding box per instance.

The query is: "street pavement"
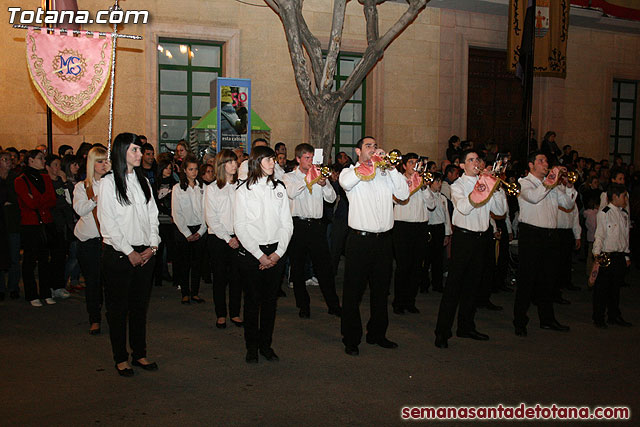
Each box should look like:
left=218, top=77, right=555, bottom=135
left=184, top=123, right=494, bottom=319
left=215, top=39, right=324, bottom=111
left=1, top=260, right=638, bottom=425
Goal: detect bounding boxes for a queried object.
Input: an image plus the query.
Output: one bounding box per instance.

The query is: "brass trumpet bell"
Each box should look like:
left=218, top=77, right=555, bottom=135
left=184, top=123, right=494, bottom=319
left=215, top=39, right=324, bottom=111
left=421, top=171, right=434, bottom=185
left=502, top=181, right=520, bottom=197
left=318, top=165, right=331, bottom=178
left=382, top=149, right=402, bottom=169
left=567, top=171, right=578, bottom=184
left=594, top=252, right=611, bottom=268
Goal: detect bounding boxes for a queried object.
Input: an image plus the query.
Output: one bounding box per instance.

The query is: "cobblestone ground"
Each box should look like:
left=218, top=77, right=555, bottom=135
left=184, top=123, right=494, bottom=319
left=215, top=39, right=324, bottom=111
left=1, top=258, right=638, bottom=426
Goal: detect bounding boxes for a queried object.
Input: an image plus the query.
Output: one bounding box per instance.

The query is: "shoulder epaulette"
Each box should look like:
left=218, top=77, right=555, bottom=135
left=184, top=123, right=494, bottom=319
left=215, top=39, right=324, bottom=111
left=275, top=179, right=285, bottom=188
left=603, top=206, right=610, bottom=213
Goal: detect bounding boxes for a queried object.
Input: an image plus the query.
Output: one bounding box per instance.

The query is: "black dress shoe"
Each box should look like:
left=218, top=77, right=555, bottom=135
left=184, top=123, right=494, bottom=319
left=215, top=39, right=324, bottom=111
left=344, top=345, right=359, bottom=356
left=554, top=297, right=571, bottom=305
left=89, top=327, right=101, bottom=335
left=216, top=321, right=227, bottom=329
left=245, top=349, right=258, bottom=363
left=328, top=306, right=342, bottom=317
left=132, top=360, right=158, bottom=371
left=366, top=335, right=398, bottom=349
left=456, top=330, right=490, bottom=340
left=299, top=308, right=310, bottom=319
left=515, top=326, right=527, bottom=337
left=181, top=298, right=190, bottom=305
left=480, top=302, right=503, bottom=311
left=608, top=317, right=632, bottom=327
left=191, top=296, right=205, bottom=303
left=540, top=320, right=570, bottom=331
left=392, top=306, right=405, bottom=315
left=10, top=291, right=20, bottom=299
left=230, top=318, right=244, bottom=327
left=259, top=348, right=279, bottom=361
left=406, top=306, right=420, bottom=314
left=434, top=335, right=448, bottom=349
left=115, top=364, right=134, bottom=377
left=594, top=320, right=608, bottom=329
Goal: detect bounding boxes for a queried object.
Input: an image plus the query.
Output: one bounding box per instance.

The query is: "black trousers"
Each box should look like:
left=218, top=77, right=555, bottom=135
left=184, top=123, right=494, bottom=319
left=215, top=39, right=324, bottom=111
left=556, top=228, right=574, bottom=291
left=341, top=230, right=393, bottom=347
left=593, top=253, right=626, bottom=322
left=475, top=228, right=498, bottom=306
left=290, top=218, right=340, bottom=311
left=21, top=224, right=55, bottom=301
left=209, top=235, right=242, bottom=318
left=435, top=228, right=489, bottom=337
left=153, top=223, right=174, bottom=286
left=173, top=225, right=205, bottom=298
left=77, top=238, right=103, bottom=324
left=330, top=217, right=349, bottom=276
left=238, top=243, right=285, bottom=351
left=50, top=225, right=68, bottom=290
left=392, top=221, right=427, bottom=309
left=102, top=244, right=155, bottom=364
left=425, top=223, right=445, bottom=291
left=514, top=224, right=558, bottom=328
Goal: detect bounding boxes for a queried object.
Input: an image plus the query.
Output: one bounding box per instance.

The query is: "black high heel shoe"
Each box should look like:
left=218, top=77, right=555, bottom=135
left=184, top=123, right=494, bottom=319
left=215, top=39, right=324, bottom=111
left=132, top=359, right=158, bottom=371
left=216, top=321, right=227, bottom=329
left=230, top=318, right=243, bottom=327
left=191, top=296, right=205, bottom=304
left=115, top=364, right=134, bottom=377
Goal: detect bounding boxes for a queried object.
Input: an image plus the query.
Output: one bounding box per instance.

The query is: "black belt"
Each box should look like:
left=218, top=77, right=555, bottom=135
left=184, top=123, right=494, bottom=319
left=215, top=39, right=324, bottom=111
left=520, top=223, right=554, bottom=232
left=454, top=226, right=489, bottom=236
left=350, top=229, right=391, bottom=238
left=293, top=217, right=322, bottom=224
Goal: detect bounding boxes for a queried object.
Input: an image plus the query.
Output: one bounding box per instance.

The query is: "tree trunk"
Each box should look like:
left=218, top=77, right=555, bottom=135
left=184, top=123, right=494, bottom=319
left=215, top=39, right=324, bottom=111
left=308, top=106, right=341, bottom=163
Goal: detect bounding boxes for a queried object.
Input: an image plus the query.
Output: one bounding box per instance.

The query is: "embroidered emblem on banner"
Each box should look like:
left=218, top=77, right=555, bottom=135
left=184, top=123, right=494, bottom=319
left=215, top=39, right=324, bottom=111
left=535, top=0, right=550, bottom=38
left=26, top=28, right=112, bottom=121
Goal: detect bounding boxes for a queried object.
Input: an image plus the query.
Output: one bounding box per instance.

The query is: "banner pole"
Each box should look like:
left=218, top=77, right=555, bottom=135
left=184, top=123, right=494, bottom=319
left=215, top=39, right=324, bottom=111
left=106, top=0, right=120, bottom=157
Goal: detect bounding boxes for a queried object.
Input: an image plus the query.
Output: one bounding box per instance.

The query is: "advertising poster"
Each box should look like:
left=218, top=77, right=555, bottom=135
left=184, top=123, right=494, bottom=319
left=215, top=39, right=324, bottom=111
left=216, top=78, right=251, bottom=152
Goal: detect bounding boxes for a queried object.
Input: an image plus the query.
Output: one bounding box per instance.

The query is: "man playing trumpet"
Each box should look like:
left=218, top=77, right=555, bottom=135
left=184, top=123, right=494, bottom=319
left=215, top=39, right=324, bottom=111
left=339, top=137, right=409, bottom=356
left=282, top=143, right=341, bottom=319
left=434, top=150, right=507, bottom=349
left=513, top=152, right=577, bottom=337
left=391, top=153, right=436, bottom=315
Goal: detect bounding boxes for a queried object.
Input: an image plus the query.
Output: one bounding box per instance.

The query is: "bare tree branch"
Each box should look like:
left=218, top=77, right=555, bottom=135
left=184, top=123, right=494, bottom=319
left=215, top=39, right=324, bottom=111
left=363, top=0, right=379, bottom=45
left=376, top=0, right=427, bottom=51
left=297, top=11, right=324, bottom=91
left=263, top=0, right=281, bottom=15
left=319, top=0, right=347, bottom=93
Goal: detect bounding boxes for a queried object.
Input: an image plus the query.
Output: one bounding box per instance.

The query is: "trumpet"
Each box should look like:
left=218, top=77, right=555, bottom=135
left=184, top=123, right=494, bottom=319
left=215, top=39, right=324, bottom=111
left=413, top=156, right=434, bottom=185
left=594, top=252, right=611, bottom=268
left=379, top=149, right=402, bottom=170
left=474, top=166, right=521, bottom=197
left=566, top=171, right=578, bottom=184
left=317, top=165, right=331, bottom=178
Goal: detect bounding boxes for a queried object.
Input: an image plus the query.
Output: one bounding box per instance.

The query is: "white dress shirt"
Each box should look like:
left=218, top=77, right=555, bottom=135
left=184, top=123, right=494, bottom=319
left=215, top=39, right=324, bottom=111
left=339, top=164, right=410, bottom=233
left=73, top=180, right=101, bottom=241
left=393, top=178, right=435, bottom=223
left=238, top=159, right=284, bottom=181
left=518, top=173, right=577, bottom=229
left=557, top=205, right=581, bottom=239
left=97, top=173, right=160, bottom=255
left=450, top=174, right=507, bottom=232
left=593, top=203, right=630, bottom=259
left=171, top=182, right=207, bottom=239
left=234, top=177, right=293, bottom=260
left=205, top=181, right=236, bottom=243
left=441, top=180, right=452, bottom=200
left=282, top=168, right=336, bottom=219
left=428, top=189, right=452, bottom=235
left=489, top=193, right=513, bottom=235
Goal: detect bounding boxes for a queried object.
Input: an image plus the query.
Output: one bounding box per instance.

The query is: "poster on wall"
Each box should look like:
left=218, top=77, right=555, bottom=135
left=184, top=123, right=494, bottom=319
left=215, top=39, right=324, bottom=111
left=214, top=78, right=251, bottom=153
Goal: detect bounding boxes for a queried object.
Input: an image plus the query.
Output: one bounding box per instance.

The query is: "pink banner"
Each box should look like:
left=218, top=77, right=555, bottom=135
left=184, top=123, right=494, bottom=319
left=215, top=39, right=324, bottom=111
left=26, top=28, right=112, bottom=121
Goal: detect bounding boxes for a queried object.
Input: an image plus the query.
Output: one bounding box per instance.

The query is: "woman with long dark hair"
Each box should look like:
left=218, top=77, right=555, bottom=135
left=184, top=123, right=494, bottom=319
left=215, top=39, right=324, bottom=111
left=234, top=146, right=293, bottom=363
left=98, top=133, right=160, bottom=377
left=205, top=149, right=242, bottom=329
left=171, top=155, right=207, bottom=304
left=14, top=150, right=58, bottom=306
left=73, top=146, right=110, bottom=334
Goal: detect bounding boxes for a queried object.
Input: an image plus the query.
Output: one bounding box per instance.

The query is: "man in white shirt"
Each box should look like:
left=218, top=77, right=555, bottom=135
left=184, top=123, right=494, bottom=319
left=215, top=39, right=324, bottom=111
left=514, top=152, right=577, bottom=337
left=282, top=143, right=340, bottom=319
left=555, top=200, right=581, bottom=297
left=434, top=150, right=506, bottom=349
left=424, top=173, right=452, bottom=293
left=339, top=137, right=409, bottom=356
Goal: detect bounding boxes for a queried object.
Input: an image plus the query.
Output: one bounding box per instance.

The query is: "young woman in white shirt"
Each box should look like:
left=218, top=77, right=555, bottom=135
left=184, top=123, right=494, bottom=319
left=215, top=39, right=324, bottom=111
left=205, top=149, right=242, bottom=329
left=234, top=146, right=293, bottom=363
left=98, top=133, right=160, bottom=377
left=73, top=146, right=110, bottom=335
left=172, top=155, right=207, bottom=304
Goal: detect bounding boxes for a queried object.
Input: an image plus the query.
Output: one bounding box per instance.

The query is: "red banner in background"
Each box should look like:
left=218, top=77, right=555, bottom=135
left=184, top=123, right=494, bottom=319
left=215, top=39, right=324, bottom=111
left=571, top=0, right=640, bottom=21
